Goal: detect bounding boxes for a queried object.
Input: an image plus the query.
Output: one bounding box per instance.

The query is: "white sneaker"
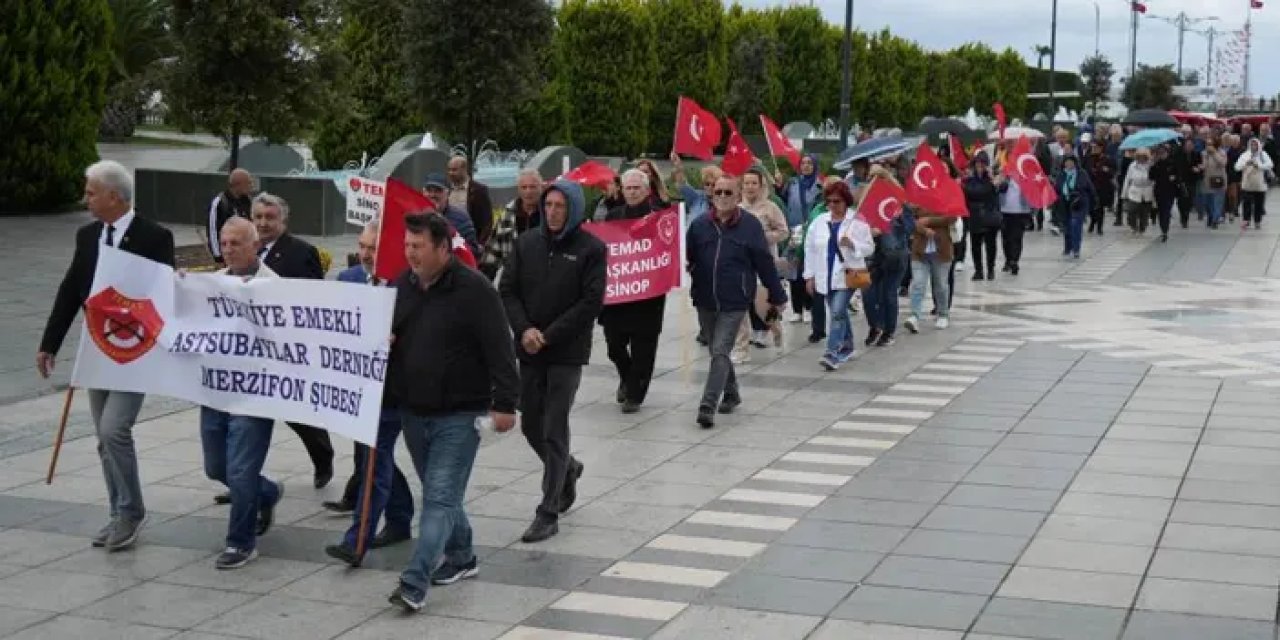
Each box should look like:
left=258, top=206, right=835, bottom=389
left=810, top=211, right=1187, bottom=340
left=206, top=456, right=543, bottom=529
left=731, top=352, right=750, bottom=364
left=791, top=313, right=805, bottom=324
left=904, top=316, right=920, bottom=334
left=955, top=262, right=966, bottom=273
left=935, top=317, right=950, bottom=330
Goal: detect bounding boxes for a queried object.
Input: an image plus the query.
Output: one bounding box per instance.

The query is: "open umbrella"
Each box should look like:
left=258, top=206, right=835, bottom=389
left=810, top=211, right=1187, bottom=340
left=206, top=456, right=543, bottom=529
left=989, top=126, right=1046, bottom=141
left=834, top=136, right=911, bottom=170
left=919, top=118, right=972, bottom=139
left=1122, top=109, right=1179, bottom=128
left=1118, top=128, right=1181, bottom=151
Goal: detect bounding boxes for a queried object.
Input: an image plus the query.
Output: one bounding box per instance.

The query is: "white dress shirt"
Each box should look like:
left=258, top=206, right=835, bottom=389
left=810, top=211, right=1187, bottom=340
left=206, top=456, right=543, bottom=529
left=100, top=210, right=136, bottom=247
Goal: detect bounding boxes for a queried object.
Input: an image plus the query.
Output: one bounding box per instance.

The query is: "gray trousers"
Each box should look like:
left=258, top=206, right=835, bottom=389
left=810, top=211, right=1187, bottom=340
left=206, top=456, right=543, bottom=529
left=520, top=363, right=583, bottom=520
left=88, top=389, right=146, bottom=522
left=697, top=310, right=745, bottom=411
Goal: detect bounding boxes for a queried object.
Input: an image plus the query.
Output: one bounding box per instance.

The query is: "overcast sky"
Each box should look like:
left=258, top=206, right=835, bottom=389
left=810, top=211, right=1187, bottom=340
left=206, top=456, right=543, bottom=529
left=742, top=0, right=1277, bottom=102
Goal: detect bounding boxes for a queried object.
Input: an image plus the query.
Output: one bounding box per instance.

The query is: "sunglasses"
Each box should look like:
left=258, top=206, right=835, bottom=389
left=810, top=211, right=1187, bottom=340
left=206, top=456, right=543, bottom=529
left=713, top=190, right=737, bottom=197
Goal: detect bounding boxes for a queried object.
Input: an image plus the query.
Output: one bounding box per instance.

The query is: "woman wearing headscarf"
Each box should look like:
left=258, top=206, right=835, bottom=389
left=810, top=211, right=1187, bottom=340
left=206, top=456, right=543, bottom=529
left=776, top=154, right=823, bottom=325
left=1237, top=137, right=1275, bottom=229
left=1056, top=155, right=1096, bottom=259
left=961, top=153, right=1001, bottom=280
left=804, top=181, right=873, bottom=370
left=1121, top=148, right=1155, bottom=235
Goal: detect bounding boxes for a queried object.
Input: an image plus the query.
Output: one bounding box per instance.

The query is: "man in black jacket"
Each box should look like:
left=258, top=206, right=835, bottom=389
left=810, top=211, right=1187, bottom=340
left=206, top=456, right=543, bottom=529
left=37, top=160, right=176, bottom=551
left=499, top=179, right=607, bottom=543
left=251, top=193, right=335, bottom=489
left=600, top=169, right=666, bottom=414
left=387, top=212, right=519, bottom=613
left=206, top=168, right=254, bottom=264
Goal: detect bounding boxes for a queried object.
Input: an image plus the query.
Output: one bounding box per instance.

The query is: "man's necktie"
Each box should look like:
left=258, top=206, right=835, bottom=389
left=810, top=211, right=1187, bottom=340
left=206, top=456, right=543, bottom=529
left=257, top=245, right=268, bottom=258
left=105, top=224, right=116, bottom=247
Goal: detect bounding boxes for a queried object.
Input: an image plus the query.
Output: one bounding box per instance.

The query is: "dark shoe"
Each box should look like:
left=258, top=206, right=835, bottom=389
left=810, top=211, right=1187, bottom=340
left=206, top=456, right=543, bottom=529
left=106, top=516, right=145, bottom=552
left=971, top=271, right=985, bottom=281
left=620, top=401, right=640, bottom=414
left=864, top=328, right=881, bottom=347
left=1001, top=264, right=1011, bottom=273
left=213, top=492, right=231, bottom=505
left=1160, top=234, right=1168, bottom=243
left=91, top=519, right=114, bottom=548
left=314, top=468, right=333, bottom=490
left=696, top=407, right=715, bottom=429
left=324, top=543, right=362, bottom=567
left=215, top=546, right=258, bottom=570
left=807, top=333, right=825, bottom=344
left=389, top=581, right=425, bottom=612
left=560, top=459, right=584, bottom=514
left=370, top=528, right=412, bottom=549
left=256, top=481, right=284, bottom=537
left=520, top=516, right=559, bottom=543
left=615, top=384, right=626, bottom=404
left=322, top=500, right=354, bottom=514
left=431, top=556, right=479, bottom=585
left=695, top=335, right=708, bottom=346
left=986, top=272, right=995, bottom=281
left=1010, top=264, right=1019, bottom=276
left=718, top=396, right=741, bottom=414
left=875, top=332, right=895, bottom=347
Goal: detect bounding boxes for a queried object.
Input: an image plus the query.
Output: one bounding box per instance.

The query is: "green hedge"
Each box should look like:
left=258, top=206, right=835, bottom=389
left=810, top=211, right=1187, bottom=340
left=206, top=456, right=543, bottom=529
left=0, top=0, right=113, bottom=212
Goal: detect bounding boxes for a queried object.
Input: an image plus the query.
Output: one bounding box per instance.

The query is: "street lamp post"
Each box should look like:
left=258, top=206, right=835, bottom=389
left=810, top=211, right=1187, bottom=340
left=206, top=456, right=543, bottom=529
left=837, top=0, right=854, bottom=150
left=1094, top=2, right=1101, bottom=56
left=1048, top=0, right=1059, bottom=119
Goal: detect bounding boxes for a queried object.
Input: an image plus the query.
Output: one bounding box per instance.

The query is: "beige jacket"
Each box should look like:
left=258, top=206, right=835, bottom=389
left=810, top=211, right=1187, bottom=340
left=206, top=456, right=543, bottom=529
left=741, top=197, right=790, bottom=255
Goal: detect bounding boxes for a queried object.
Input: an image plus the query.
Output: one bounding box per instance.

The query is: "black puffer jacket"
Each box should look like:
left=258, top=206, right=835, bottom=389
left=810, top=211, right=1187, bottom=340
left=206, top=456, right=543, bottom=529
left=499, top=180, right=607, bottom=366
left=962, top=174, right=1000, bottom=228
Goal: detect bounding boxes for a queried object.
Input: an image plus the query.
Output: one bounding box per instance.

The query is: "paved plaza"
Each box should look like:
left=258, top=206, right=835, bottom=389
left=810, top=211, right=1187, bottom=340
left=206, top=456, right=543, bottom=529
left=3, top=183, right=1280, bottom=638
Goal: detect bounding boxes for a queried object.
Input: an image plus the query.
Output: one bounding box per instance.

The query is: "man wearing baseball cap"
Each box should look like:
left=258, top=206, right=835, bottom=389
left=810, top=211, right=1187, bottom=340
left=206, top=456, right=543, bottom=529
left=423, top=172, right=481, bottom=257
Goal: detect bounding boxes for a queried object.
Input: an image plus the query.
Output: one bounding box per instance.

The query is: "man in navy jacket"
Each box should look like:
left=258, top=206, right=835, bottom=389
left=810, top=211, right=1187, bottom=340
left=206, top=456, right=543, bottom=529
left=685, top=175, right=787, bottom=428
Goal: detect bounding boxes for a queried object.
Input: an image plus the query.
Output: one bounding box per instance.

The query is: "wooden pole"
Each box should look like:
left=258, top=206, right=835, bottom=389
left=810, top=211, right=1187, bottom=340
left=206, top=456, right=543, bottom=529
left=352, top=445, right=377, bottom=564
left=46, top=387, right=76, bottom=484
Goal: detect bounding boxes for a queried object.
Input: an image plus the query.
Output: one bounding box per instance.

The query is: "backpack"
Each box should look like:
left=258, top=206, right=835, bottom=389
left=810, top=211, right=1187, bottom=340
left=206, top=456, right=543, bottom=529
left=873, top=207, right=913, bottom=269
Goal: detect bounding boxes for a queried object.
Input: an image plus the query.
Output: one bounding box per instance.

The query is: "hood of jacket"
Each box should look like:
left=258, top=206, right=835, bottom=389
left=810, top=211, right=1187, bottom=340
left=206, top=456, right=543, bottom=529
left=540, top=179, right=586, bottom=241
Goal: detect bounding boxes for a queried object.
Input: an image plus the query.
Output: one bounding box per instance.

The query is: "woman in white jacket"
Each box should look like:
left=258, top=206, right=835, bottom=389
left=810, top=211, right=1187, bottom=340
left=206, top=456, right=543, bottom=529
left=804, top=181, right=874, bottom=371
left=1236, top=137, right=1274, bottom=229
left=1121, top=148, right=1155, bottom=235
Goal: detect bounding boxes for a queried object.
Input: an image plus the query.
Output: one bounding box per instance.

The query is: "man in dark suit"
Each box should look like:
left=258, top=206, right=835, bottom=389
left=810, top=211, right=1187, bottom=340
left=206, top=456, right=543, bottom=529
left=250, top=192, right=335, bottom=488
left=446, top=156, right=494, bottom=246
left=37, top=160, right=176, bottom=552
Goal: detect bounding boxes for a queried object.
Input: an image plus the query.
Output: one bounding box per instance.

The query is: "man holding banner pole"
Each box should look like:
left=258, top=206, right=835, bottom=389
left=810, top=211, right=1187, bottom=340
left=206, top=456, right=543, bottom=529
left=37, top=160, right=176, bottom=552
left=599, top=169, right=665, bottom=414
left=197, top=217, right=285, bottom=570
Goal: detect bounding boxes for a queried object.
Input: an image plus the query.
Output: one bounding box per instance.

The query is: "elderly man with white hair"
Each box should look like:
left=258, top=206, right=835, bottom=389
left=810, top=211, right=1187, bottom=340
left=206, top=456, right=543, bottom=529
left=37, top=160, right=176, bottom=551
left=598, top=169, right=667, bottom=414
left=482, top=168, right=544, bottom=280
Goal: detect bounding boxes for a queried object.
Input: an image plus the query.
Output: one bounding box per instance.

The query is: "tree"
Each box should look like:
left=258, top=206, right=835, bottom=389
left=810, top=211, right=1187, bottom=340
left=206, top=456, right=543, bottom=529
left=1122, top=64, right=1184, bottom=110
left=1080, top=54, right=1115, bottom=114
left=772, top=6, right=838, bottom=125
left=645, top=0, right=728, bottom=153
left=556, top=0, right=658, bottom=156
left=311, top=0, right=421, bottom=169
left=99, top=0, right=171, bottom=139
left=994, top=48, right=1029, bottom=118
left=1033, top=45, right=1053, bottom=69
left=403, top=0, right=554, bottom=148
left=168, top=0, right=338, bottom=169
left=1, top=0, right=113, bottom=213
left=1179, top=69, right=1200, bottom=86
left=724, top=6, right=782, bottom=133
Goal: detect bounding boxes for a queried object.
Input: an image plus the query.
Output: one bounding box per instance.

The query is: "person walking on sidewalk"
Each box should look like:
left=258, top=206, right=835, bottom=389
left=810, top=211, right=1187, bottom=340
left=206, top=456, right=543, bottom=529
left=1150, top=145, right=1180, bottom=242
left=1200, top=138, right=1229, bottom=229
left=996, top=168, right=1032, bottom=276
left=803, top=181, right=873, bottom=371
left=499, top=180, right=606, bottom=543
left=961, top=153, right=1001, bottom=280
left=686, top=176, right=787, bottom=428
left=1055, top=156, right=1096, bottom=259
left=1237, top=137, right=1274, bottom=229
left=904, top=208, right=954, bottom=333
left=1121, top=149, right=1155, bottom=235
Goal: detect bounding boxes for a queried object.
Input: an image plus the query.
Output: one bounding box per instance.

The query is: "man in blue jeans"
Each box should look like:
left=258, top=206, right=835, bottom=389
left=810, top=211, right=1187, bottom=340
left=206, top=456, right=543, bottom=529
left=200, top=217, right=284, bottom=570
left=685, top=175, right=787, bottom=428
left=324, top=221, right=415, bottom=566
left=386, top=213, right=520, bottom=612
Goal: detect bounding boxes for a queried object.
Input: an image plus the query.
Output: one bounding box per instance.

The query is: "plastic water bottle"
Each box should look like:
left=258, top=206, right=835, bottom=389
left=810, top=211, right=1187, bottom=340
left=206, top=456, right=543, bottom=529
left=475, top=415, right=495, bottom=433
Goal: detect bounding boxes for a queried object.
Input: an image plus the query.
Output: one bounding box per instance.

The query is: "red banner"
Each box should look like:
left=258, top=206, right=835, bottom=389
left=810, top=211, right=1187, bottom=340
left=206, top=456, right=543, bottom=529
left=582, top=206, right=683, bottom=305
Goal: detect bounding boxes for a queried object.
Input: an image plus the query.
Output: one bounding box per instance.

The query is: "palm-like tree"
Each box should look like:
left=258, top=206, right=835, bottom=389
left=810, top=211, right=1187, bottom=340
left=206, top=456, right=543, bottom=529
left=99, top=0, right=171, bottom=139
left=1033, top=45, right=1053, bottom=70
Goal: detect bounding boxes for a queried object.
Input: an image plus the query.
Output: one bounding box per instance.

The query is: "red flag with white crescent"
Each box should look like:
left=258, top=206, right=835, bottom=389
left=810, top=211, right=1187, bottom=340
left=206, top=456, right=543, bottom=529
left=760, top=114, right=802, bottom=171
left=949, top=135, right=969, bottom=174
left=1008, top=136, right=1059, bottom=209
left=905, top=143, right=969, bottom=217
left=672, top=96, right=722, bottom=161
left=374, top=178, right=475, bottom=282
left=720, top=118, right=756, bottom=177
left=855, top=178, right=907, bottom=233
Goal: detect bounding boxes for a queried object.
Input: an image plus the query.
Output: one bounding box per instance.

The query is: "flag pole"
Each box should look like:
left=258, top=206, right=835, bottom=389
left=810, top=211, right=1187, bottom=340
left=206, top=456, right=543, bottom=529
left=352, top=445, right=377, bottom=565
left=45, top=387, right=76, bottom=484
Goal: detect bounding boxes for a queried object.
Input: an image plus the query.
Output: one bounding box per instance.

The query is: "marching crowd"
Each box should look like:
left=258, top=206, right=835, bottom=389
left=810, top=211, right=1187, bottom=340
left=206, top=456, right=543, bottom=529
left=34, top=114, right=1278, bottom=612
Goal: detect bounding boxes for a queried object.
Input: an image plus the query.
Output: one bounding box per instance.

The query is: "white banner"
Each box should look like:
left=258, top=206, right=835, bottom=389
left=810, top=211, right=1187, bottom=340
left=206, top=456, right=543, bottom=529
left=71, top=247, right=395, bottom=446
left=345, top=176, right=386, bottom=227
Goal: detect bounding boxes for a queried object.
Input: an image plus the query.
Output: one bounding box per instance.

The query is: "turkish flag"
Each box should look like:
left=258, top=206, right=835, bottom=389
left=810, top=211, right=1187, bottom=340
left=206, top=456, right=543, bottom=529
left=374, top=178, right=475, bottom=282
left=993, top=102, right=1007, bottom=141
left=760, top=114, right=802, bottom=171
left=721, top=118, right=755, bottom=177
left=672, top=96, right=722, bottom=161
left=905, top=143, right=969, bottom=217
left=1131, top=1, right=1147, bottom=13
left=949, top=136, right=969, bottom=174
left=1008, top=136, right=1059, bottom=209
left=855, top=178, right=908, bottom=233
left=1251, top=0, right=1263, bottom=9
left=561, top=160, right=616, bottom=190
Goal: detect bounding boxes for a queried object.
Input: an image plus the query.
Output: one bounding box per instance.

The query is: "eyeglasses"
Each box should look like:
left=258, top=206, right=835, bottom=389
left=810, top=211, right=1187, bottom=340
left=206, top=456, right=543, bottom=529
left=825, top=198, right=845, bottom=205
left=703, top=182, right=717, bottom=187
left=713, top=190, right=737, bottom=197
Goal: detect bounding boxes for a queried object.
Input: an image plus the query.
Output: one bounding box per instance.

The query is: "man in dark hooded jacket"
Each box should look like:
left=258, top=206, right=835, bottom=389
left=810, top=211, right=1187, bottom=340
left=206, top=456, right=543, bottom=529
left=499, top=179, right=607, bottom=543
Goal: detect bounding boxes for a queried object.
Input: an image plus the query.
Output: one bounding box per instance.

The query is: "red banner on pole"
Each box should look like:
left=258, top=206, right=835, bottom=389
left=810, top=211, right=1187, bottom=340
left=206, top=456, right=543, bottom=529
left=582, top=206, right=683, bottom=305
